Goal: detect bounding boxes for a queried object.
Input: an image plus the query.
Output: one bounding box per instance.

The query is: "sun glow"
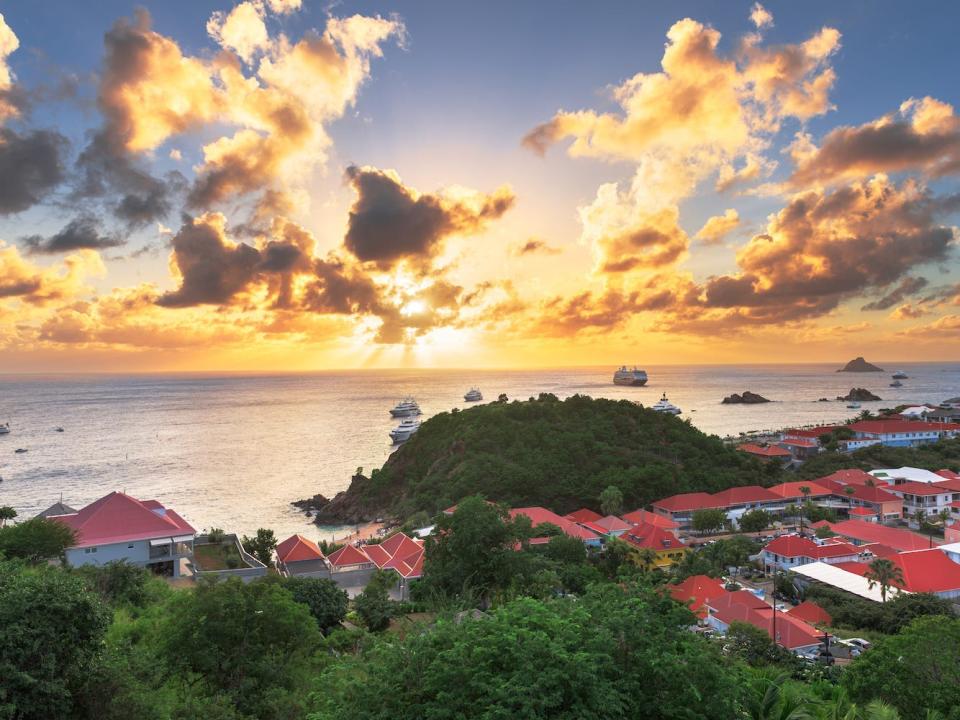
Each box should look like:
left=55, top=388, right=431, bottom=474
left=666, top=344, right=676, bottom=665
left=400, top=299, right=427, bottom=316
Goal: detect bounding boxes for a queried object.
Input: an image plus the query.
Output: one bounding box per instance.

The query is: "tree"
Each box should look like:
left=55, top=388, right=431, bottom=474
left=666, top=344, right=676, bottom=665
left=0, top=505, right=16, bottom=527
left=936, top=508, right=951, bottom=528
left=0, top=517, right=76, bottom=563
left=77, top=560, right=153, bottom=606
left=739, top=509, right=771, bottom=533
left=815, top=526, right=836, bottom=539
left=207, top=527, right=226, bottom=544
left=692, top=508, right=726, bottom=534
left=864, top=558, right=904, bottom=603
left=0, top=561, right=111, bottom=720
left=741, top=671, right=813, bottom=720
left=726, top=623, right=797, bottom=668
left=843, top=616, right=960, bottom=720
left=599, top=485, right=624, bottom=517
left=241, top=527, right=278, bottom=567
left=161, top=576, right=322, bottom=719
left=285, top=576, right=349, bottom=633
left=354, top=570, right=394, bottom=631
left=309, top=582, right=741, bottom=720
left=844, top=485, right=856, bottom=508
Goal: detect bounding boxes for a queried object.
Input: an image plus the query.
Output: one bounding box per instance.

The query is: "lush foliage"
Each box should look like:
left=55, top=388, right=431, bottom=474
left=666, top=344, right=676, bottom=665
left=348, top=394, right=768, bottom=517
left=354, top=571, right=394, bottom=631
left=843, top=616, right=960, bottom=720
left=0, top=560, right=111, bottom=720
left=673, top=535, right=761, bottom=580
left=692, top=507, right=727, bottom=533
left=241, top=527, right=278, bottom=567
left=793, top=438, right=960, bottom=479
left=309, top=582, right=741, bottom=720
left=802, top=586, right=954, bottom=634
left=285, top=576, right=349, bottom=633
left=0, top=517, right=76, bottom=563
left=738, top=509, right=771, bottom=533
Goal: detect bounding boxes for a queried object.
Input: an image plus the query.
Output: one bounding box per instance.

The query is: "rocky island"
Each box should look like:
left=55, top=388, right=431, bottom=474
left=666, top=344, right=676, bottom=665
left=837, top=356, right=884, bottom=372
left=721, top=391, right=771, bottom=404
left=838, top=387, right=882, bottom=402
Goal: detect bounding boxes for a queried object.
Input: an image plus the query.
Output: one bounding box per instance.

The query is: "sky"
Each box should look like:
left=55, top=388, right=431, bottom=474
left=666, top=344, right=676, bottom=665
left=0, top=0, right=958, bottom=371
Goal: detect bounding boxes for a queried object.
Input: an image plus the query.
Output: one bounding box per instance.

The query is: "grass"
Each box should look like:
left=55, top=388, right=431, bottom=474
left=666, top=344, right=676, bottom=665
left=193, top=541, right=245, bottom=571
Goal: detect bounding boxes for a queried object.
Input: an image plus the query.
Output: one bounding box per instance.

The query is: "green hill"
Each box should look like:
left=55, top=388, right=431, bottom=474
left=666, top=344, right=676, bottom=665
left=301, top=394, right=771, bottom=522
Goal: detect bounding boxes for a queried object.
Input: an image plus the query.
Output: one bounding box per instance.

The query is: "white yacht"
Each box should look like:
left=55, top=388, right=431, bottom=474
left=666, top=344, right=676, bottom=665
left=390, top=417, right=421, bottom=444
left=0, top=423, right=9, bottom=435
left=464, top=388, right=483, bottom=402
left=847, top=401, right=862, bottom=409
left=651, top=393, right=681, bottom=415
left=889, top=380, right=903, bottom=388
left=892, top=371, right=908, bottom=380
left=389, top=398, right=422, bottom=417
left=613, top=366, right=648, bottom=386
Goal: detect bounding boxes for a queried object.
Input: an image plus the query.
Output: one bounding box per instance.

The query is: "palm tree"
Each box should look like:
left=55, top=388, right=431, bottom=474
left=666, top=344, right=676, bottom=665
left=844, top=486, right=856, bottom=511
left=743, top=671, right=816, bottom=720
left=913, top=509, right=927, bottom=530
left=864, top=558, right=905, bottom=603
left=0, top=506, right=16, bottom=528
left=937, top=508, right=952, bottom=528
left=799, top=487, right=811, bottom=533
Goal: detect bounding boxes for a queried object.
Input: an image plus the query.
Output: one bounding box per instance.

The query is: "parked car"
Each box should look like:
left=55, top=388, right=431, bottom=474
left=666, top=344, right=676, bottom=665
left=846, top=638, right=872, bottom=651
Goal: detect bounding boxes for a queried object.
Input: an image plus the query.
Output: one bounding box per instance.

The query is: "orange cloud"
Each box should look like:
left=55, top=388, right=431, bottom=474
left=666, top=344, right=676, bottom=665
left=695, top=208, right=740, bottom=244
left=0, top=12, right=20, bottom=123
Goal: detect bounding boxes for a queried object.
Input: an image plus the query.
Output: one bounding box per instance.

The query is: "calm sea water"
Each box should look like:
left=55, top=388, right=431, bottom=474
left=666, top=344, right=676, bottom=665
left=1, top=363, right=957, bottom=541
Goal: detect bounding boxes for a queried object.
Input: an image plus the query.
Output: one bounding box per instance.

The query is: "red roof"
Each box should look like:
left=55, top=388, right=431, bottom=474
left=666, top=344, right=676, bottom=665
left=818, top=469, right=881, bottom=486
left=711, top=485, right=782, bottom=506
left=849, top=507, right=877, bottom=516
left=848, top=419, right=947, bottom=435
left=326, top=544, right=373, bottom=568
left=566, top=508, right=603, bottom=524
left=784, top=426, right=842, bottom=439
left=859, top=543, right=900, bottom=559
left=509, top=507, right=599, bottom=541
left=764, top=535, right=859, bottom=560
left=708, top=590, right=770, bottom=611
left=738, top=443, right=792, bottom=458
left=622, top=508, right=679, bottom=530
left=767, top=481, right=831, bottom=499
left=937, top=469, right=960, bottom=481
left=895, top=549, right=960, bottom=593
left=51, top=491, right=195, bottom=548
left=652, top=492, right=717, bottom=513
left=830, top=519, right=936, bottom=552
left=622, top=522, right=685, bottom=552
left=812, top=542, right=860, bottom=559
left=669, top=575, right=726, bottom=617
left=707, top=589, right=821, bottom=650
left=889, top=481, right=957, bottom=497
left=276, top=534, right=324, bottom=563
left=832, top=561, right=869, bottom=576
left=818, top=477, right=900, bottom=505
left=580, top=515, right=632, bottom=535
left=780, top=438, right=818, bottom=448
left=788, top=600, right=832, bottom=626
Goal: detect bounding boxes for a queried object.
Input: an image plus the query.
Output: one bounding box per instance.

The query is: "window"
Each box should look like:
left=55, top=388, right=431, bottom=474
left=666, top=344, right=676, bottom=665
left=128, top=544, right=135, bottom=549
left=84, top=547, right=98, bottom=554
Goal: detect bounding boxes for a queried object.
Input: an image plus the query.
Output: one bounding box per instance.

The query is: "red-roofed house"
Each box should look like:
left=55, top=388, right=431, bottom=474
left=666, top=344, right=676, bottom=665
left=845, top=419, right=960, bottom=450
left=816, top=472, right=903, bottom=521
left=327, top=544, right=375, bottom=571
left=51, top=491, right=196, bottom=577
left=704, top=590, right=822, bottom=654
left=669, top=575, right=726, bottom=619
left=788, top=600, right=832, bottom=626
left=886, top=481, right=960, bottom=527
left=577, top=515, right=633, bottom=538
left=893, top=549, right=960, bottom=599
left=782, top=426, right=843, bottom=444
left=738, top=443, right=792, bottom=463
left=622, top=508, right=679, bottom=530
left=651, top=488, right=782, bottom=529
left=848, top=507, right=878, bottom=521
left=622, top=522, right=688, bottom=568
left=651, top=492, right=717, bottom=527
left=566, top=508, right=603, bottom=524
left=767, top=481, right=831, bottom=501
left=276, top=534, right=327, bottom=576
left=509, top=507, right=601, bottom=545
left=829, top=519, right=937, bottom=552
left=947, top=522, right=960, bottom=544
left=761, top=535, right=861, bottom=571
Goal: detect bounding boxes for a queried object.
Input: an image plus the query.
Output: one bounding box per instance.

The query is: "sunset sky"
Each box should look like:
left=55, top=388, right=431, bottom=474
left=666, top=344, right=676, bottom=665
left=0, top=0, right=958, bottom=371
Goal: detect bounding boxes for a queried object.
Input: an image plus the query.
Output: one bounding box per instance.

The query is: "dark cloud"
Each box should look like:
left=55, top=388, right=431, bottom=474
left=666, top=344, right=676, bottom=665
left=861, top=276, right=929, bottom=311
left=513, top=238, right=561, bottom=256
left=0, top=127, right=68, bottom=214
left=21, top=215, right=124, bottom=255
left=790, top=97, right=960, bottom=185
left=343, top=166, right=515, bottom=270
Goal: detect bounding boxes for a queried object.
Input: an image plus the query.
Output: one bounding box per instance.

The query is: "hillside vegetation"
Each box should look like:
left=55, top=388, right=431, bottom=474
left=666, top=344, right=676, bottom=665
left=310, top=394, right=771, bottom=521
left=792, top=438, right=960, bottom=479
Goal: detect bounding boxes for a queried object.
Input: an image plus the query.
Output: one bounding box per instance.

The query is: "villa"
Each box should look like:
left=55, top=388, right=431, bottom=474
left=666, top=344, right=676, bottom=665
left=48, top=491, right=196, bottom=578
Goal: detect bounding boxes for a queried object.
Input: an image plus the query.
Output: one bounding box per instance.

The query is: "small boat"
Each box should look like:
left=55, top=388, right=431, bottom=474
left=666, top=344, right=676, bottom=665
left=14, top=448, right=27, bottom=454
left=889, top=380, right=903, bottom=388
left=892, top=371, right=908, bottom=379
left=389, top=398, right=422, bottom=417
left=613, top=366, right=648, bottom=386
left=651, top=392, right=682, bottom=415
left=0, top=423, right=9, bottom=435
left=54, top=426, right=64, bottom=432
left=847, top=401, right=861, bottom=409
left=464, top=388, right=483, bottom=402
left=390, top=417, right=421, bottom=444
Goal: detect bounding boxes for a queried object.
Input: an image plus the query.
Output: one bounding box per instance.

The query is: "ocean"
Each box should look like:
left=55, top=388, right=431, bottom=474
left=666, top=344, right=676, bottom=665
left=1, top=363, right=957, bottom=541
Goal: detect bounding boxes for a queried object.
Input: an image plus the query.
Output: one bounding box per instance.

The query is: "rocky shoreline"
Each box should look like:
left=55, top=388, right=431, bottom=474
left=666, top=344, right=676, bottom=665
left=721, top=391, right=771, bottom=404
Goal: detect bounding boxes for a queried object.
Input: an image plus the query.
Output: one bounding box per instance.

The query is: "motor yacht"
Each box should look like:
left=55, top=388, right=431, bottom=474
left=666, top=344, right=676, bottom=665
left=651, top=392, right=681, bottom=415
left=464, top=388, right=483, bottom=402
left=389, top=398, right=422, bottom=417
left=892, top=371, right=908, bottom=379
left=390, top=417, right=421, bottom=444
left=889, top=380, right=903, bottom=388
left=847, top=401, right=861, bottom=409
left=0, top=422, right=9, bottom=435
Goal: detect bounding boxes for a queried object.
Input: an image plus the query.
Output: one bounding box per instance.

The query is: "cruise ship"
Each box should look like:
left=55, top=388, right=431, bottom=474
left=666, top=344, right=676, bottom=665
left=389, top=398, right=422, bottom=417
left=613, top=366, right=648, bottom=386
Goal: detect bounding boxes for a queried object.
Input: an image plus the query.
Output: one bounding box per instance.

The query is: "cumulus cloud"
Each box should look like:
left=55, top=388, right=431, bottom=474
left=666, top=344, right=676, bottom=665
left=0, top=12, right=20, bottom=122
left=790, top=96, right=960, bottom=186
left=750, top=3, right=773, bottom=30
left=897, top=314, right=960, bottom=338
left=695, top=208, right=740, bottom=244
left=207, top=2, right=270, bottom=64
left=21, top=216, right=124, bottom=255
left=0, top=243, right=104, bottom=305
left=0, top=128, right=68, bottom=214
left=343, top=165, right=514, bottom=271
